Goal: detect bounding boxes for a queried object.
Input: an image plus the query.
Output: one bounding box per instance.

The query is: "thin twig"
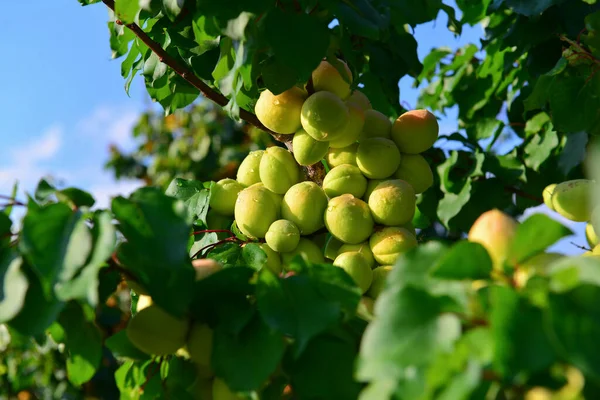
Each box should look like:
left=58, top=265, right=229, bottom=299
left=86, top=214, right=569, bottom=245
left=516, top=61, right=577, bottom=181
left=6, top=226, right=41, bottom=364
left=190, top=237, right=241, bottom=259
left=504, top=186, right=543, bottom=203
left=0, top=194, right=25, bottom=206
left=570, top=242, right=591, bottom=252
left=191, top=229, right=236, bottom=236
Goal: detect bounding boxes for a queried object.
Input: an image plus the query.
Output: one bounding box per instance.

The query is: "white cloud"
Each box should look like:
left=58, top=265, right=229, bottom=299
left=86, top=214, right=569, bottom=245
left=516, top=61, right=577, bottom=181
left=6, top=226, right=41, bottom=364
left=76, top=105, right=141, bottom=150
left=12, top=125, right=63, bottom=163
left=89, top=180, right=143, bottom=209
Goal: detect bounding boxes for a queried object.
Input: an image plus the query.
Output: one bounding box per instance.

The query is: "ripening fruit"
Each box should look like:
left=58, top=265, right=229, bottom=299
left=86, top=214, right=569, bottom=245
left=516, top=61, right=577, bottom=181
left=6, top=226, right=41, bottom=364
left=236, top=150, right=264, bottom=187
left=514, top=252, right=564, bottom=288
left=543, top=183, right=557, bottom=211
left=234, top=183, right=281, bottom=239
left=260, top=243, right=282, bottom=274
left=311, top=59, right=352, bottom=100
left=325, top=194, right=374, bottom=244
left=586, top=223, right=598, bottom=247
left=367, top=265, right=392, bottom=299
left=322, top=164, right=368, bottom=198
left=346, top=90, right=372, bottom=112
left=551, top=179, right=595, bottom=222
left=391, top=109, right=439, bottom=154
left=468, top=209, right=518, bottom=270
left=356, top=138, right=401, bottom=179
left=186, top=323, right=213, bottom=368
left=209, top=179, right=244, bottom=216
left=324, top=235, right=344, bottom=260
left=326, top=143, right=358, bottom=168
left=301, top=91, right=349, bottom=141
left=328, top=104, right=365, bottom=148
left=360, top=110, right=392, bottom=139
left=265, top=219, right=301, bottom=253
left=368, top=180, right=416, bottom=226
left=281, top=238, right=325, bottom=265
left=292, top=128, right=329, bottom=166
left=363, top=179, right=384, bottom=202
left=333, top=252, right=372, bottom=293
left=357, top=296, right=375, bottom=319
left=370, top=227, right=418, bottom=265
left=126, top=303, right=190, bottom=355
left=394, top=154, right=433, bottom=194
left=259, top=147, right=301, bottom=194
left=402, top=222, right=417, bottom=237
left=338, top=241, right=375, bottom=268
left=255, top=87, right=306, bottom=134
left=281, top=181, right=328, bottom=235
left=213, top=378, right=244, bottom=400
left=192, top=258, right=223, bottom=281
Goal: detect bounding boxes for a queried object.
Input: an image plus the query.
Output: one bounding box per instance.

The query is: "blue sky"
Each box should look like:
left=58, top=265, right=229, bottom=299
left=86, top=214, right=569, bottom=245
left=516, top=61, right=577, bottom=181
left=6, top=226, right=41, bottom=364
left=0, top=2, right=587, bottom=253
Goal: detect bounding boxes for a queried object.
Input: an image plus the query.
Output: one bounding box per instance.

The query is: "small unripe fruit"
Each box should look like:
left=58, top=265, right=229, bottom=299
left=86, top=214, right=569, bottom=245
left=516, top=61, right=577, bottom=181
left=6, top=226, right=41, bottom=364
left=551, top=179, right=595, bottom=222
left=357, top=296, right=375, bottom=319
left=187, top=323, right=213, bottom=367
left=323, top=164, right=367, bottom=198
left=346, top=90, right=372, bottom=112
left=255, top=87, right=306, bottom=134
left=301, top=92, right=349, bottom=141
left=213, top=378, right=243, bottom=400
left=369, top=227, right=418, bottom=265
left=542, top=183, right=557, bottom=211
left=281, top=182, right=328, bottom=235
left=368, top=180, right=416, bottom=226
left=586, top=223, right=598, bottom=247
left=292, top=128, right=329, bottom=166
left=260, top=147, right=301, bottom=194
left=192, top=258, right=223, bottom=281
left=356, top=138, right=401, bottom=179
left=260, top=243, right=282, bottom=274
left=367, top=265, right=392, bottom=299
left=236, top=150, right=264, bottom=187
left=209, top=179, right=244, bottom=216
left=234, top=183, right=281, bottom=239
left=394, top=154, right=433, bottom=194
left=333, top=252, right=373, bottom=293
left=126, top=304, right=190, bottom=355
left=324, top=235, right=344, bottom=260
left=325, top=194, right=374, bottom=244
left=363, top=179, right=384, bottom=202
left=468, top=209, right=518, bottom=270
left=391, top=109, right=439, bottom=154
left=281, top=238, right=325, bottom=265
left=338, top=241, right=375, bottom=268
left=326, top=143, right=358, bottom=168
left=311, top=60, right=352, bottom=100
left=265, top=219, right=301, bottom=253
left=328, top=104, right=364, bottom=148
left=360, top=110, right=392, bottom=139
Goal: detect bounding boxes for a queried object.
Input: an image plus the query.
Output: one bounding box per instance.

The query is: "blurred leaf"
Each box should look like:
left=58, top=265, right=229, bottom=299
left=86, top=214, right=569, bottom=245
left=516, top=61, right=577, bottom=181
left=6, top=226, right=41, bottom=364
left=0, top=251, right=29, bottom=323
left=106, top=330, right=151, bottom=361
left=432, top=241, right=493, bottom=280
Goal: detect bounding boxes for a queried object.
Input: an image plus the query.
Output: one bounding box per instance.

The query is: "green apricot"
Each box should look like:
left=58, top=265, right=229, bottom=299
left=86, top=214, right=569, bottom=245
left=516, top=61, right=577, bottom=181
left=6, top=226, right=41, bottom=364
left=126, top=304, right=190, bottom=355
left=360, top=110, right=392, bottom=139
left=300, top=91, right=349, bottom=141
left=402, top=221, right=417, bottom=237
left=326, top=143, right=358, bottom=168
left=324, top=194, right=374, bottom=244
left=338, top=241, right=375, bottom=268
left=328, top=104, right=365, bottom=148
left=543, top=183, right=557, bottom=211
left=260, top=243, right=282, bottom=274
left=265, top=219, right=301, bottom=253
left=363, top=179, right=384, bottom=202
left=391, top=109, right=439, bottom=154
left=323, top=164, right=367, bottom=198
left=259, top=146, right=301, bottom=194
left=281, top=238, right=325, bottom=265
left=236, top=150, right=264, bottom=187
left=593, top=206, right=600, bottom=244
left=367, top=265, right=393, bottom=299
left=186, top=323, right=213, bottom=368
left=213, top=378, right=244, bottom=400
left=356, top=138, right=401, bottom=179
left=209, top=179, right=244, bottom=216
left=346, top=90, right=372, bottom=112
left=292, top=128, right=329, bottom=166
left=394, top=154, right=433, bottom=194
left=234, top=183, right=281, bottom=239
left=333, top=251, right=373, bottom=293
left=368, top=180, right=416, bottom=226
left=255, top=87, right=307, bottom=134
left=369, top=227, right=418, bottom=265
left=551, top=179, right=595, bottom=222
left=587, top=222, right=598, bottom=247
left=324, top=235, right=344, bottom=260
left=311, top=60, right=353, bottom=99
left=281, top=181, right=328, bottom=234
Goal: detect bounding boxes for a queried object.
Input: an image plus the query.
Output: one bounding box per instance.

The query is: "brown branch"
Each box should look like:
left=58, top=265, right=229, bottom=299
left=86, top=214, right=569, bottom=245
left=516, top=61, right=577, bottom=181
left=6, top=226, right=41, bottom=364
left=0, top=194, right=25, bottom=206
left=504, top=186, right=543, bottom=203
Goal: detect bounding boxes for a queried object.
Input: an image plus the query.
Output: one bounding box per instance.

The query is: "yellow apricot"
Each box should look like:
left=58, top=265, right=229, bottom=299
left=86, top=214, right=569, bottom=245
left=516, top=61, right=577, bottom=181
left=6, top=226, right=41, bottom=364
left=326, top=143, right=358, bottom=168
left=209, top=179, right=244, bottom=216
left=333, top=252, right=373, bottom=293
left=255, top=87, right=306, bottom=134
left=311, top=59, right=353, bottom=100
left=234, top=183, right=281, bottom=239
left=368, top=180, right=416, bottom=226
left=468, top=209, right=518, bottom=270
left=551, top=179, right=595, bottom=222
left=369, top=227, right=418, bottom=265
left=236, top=150, right=264, bottom=187
left=586, top=222, right=598, bottom=247
left=346, top=90, right=372, bottom=112
left=542, top=183, right=557, bottom=211
left=360, top=110, right=392, bottom=139
left=324, top=194, right=374, bottom=244
left=338, top=241, right=375, bottom=268
left=292, top=128, right=329, bottom=166
left=281, top=181, right=328, bottom=235
left=328, top=104, right=365, bottom=148
left=281, top=238, right=325, bottom=265
left=394, top=154, right=434, bottom=194
left=300, top=91, right=349, bottom=141
left=259, top=146, right=301, bottom=194
left=322, top=164, right=368, bottom=198
left=367, top=265, right=393, bottom=299
left=265, top=219, right=300, bottom=253
left=356, top=138, right=401, bottom=179
left=391, top=109, right=439, bottom=154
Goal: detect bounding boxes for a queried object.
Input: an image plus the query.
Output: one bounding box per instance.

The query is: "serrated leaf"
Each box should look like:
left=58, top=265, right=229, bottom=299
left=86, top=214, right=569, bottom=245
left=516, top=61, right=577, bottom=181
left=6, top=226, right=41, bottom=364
left=166, top=178, right=211, bottom=224
left=524, top=126, right=559, bottom=171
left=432, top=241, right=493, bottom=280
left=508, top=214, right=572, bottom=265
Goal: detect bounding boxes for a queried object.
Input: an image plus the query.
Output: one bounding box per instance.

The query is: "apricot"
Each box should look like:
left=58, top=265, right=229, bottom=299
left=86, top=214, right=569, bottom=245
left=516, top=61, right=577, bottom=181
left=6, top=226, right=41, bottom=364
left=356, top=138, right=401, bottom=179
left=324, top=235, right=344, bottom=260
left=368, top=180, right=416, bottom=226
left=338, top=241, right=375, bottom=268
left=213, top=378, right=244, bottom=400
left=514, top=252, right=564, bottom=288
left=394, top=154, right=433, bottom=194
left=328, top=104, right=365, bottom=148
left=311, top=59, right=352, bottom=100
left=367, top=265, right=392, bottom=299
left=360, top=110, right=392, bottom=139
left=281, top=181, right=328, bottom=235
left=551, top=179, right=595, bottom=222
left=209, top=179, right=244, bottom=216
left=542, top=183, right=557, bottom=211
left=192, top=258, right=223, bottom=281
left=236, top=150, right=264, bottom=187
left=187, top=322, right=213, bottom=368
left=292, top=128, right=329, bottom=166
left=265, top=219, right=300, bottom=253
left=391, top=109, right=439, bottom=154
left=259, top=146, right=301, bottom=194
left=260, top=243, right=282, bottom=274
left=586, top=223, right=598, bottom=247
left=234, top=183, right=281, bottom=239
left=324, top=194, right=374, bottom=244
left=300, top=91, right=349, bottom=141
left=357, top=296, right=375, bottom=320
left=281, top=238, right=325, bottom=265
left=326, top=143, right=358, bottom=168
left=255, top=87, right=306, bottom=134
left=333, top=251, right=372, bottom=293
left=363, top=179, right=384, bottom=202
left=322, top=164, right=367, bottom=198
left=468, top=209, right=518, bottom=270
left=369, top=227, right=418, bottom=265
left=346, top=90, right=372, bottom=112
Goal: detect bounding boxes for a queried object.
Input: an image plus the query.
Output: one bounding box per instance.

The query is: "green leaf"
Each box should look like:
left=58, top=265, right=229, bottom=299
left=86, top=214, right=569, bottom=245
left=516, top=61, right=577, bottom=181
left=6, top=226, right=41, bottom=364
left=261, top=58, right=297, bottom=95
left=502, top=0, right=566, bottom=16
left=524, top=126, right=559, bottom=171
left=547, top=256, right=600, bottom=293
left=166, top=178, right=211, bottom=224
left=106, top=330, right=151, bottom=361
left=163, top=0, right=185, bottom=21
left=432, top=241, right=493, bottom=280
left=335, top=1, right=381, bottom=40
left=438, top=179, right=472, bottom=228
left=466, top=118, right=503, bottom=141
left=115, top=0, right=140, bottom=24
left=558, top=131, right=589, bottom=176
left=56, top=187, right=96, bottom=208
left=34, top=178, right=56, bottom=203
left=0, top=251, right=29, bottom=323
left=241, top=243, right=267, bottom=271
